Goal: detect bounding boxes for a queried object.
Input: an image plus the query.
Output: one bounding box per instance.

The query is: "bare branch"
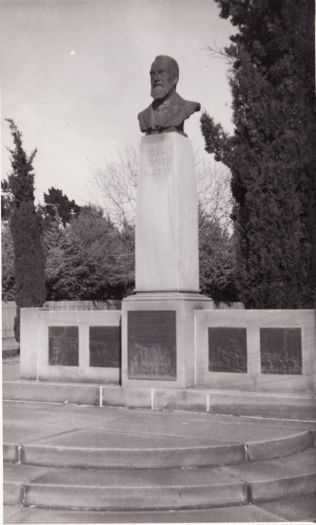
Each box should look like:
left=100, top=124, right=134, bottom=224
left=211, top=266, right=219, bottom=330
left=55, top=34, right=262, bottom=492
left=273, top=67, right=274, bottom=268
left=195, top=155, right=233, bottom=233
left=89, top=147, right=233, bottom=233
left=202, top=42, right=233, bottom=64
left=89, top=147, right=138, bottom=228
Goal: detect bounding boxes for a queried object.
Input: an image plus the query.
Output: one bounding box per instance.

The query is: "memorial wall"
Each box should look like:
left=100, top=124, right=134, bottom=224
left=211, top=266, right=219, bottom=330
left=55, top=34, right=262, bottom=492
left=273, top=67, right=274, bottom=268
left=20, top=306, right=316, bottom=394
left=195, top=309, right=316, bottom=394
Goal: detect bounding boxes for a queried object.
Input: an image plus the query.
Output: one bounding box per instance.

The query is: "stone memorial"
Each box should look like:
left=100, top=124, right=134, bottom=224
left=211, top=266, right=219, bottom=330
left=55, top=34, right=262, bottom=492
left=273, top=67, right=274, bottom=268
left=121, top=55, right=213, bottom=389
left=18, top=57, right=316, bottom=395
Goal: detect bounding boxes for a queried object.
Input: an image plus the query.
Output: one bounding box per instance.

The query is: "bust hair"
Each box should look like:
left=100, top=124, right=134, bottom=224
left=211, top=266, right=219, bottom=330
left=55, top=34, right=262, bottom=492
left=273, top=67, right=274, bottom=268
left=154, top=55, right=179, bottom=78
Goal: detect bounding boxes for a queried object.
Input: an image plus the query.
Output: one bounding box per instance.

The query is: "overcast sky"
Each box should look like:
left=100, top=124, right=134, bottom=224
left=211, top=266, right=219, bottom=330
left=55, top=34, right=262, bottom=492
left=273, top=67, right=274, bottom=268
left=1, top=0, right=234, bottom=206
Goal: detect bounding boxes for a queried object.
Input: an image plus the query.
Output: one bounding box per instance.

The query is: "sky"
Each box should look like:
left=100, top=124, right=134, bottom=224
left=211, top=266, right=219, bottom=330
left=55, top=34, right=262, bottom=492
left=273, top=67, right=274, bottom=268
left=0, top=0, right=234, bottom=207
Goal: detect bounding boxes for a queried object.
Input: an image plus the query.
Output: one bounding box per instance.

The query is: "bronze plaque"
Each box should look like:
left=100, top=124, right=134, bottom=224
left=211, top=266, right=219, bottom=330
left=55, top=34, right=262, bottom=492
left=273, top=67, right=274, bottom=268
left=208, top=327, right=247, bottom=373
left=89, top=326, right=121, bottom=368
left=260, top=328, right=302, bottom=374
left=128, top=311, right=176, bottom=380
left=49, top=326, right=79, bottom=366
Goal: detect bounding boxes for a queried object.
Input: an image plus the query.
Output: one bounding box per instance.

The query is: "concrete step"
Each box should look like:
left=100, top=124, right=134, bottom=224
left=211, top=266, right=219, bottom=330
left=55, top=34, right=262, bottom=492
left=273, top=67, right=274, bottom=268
left=208, top=394, right=316, bottom=421
left=3, top=428, right=313, bottom=468
left=4, top=463, right=247, bottom=510
left=4, top=399, right=315, bottom=471
left=4, top=448, right=316, bottom=510
left=3, top=380, right=100, bottom=405
left=4, top=441, right=245, bottom=469
left=3, top=501, right=287, bottom=523
left=4, top=493, right=316, bottom=523
left=221, top=447, right=316, bottom=502
left=3, top=380, right=316, bottom=421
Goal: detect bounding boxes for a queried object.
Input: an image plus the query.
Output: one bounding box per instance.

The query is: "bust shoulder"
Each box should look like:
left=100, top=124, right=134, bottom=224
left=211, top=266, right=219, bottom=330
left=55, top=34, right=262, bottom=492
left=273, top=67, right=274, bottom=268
left=177, top=97, right=201, bottom=116
left=167, top=93, right=201, bottom=122
left=138, top=92, right=200, bottom=133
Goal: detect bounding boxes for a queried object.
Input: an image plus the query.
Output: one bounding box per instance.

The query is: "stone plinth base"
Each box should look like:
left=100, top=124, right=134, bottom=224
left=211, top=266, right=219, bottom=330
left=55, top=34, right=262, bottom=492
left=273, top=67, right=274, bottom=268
left=121, top=292, right=214, bottom=389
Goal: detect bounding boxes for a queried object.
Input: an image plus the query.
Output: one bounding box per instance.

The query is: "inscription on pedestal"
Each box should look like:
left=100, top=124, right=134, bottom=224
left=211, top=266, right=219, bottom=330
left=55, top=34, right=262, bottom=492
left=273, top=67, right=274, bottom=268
left=208, top=327, right=247, bottom=373
left=128, top=311, right=176, bottom=380
left=49, top=326, right=79, bottom=366
left=260, top=328, right=302, bottom=374
left=143, top=138, right=172, bottom=177
left=89, top=326, right=120, bottom=368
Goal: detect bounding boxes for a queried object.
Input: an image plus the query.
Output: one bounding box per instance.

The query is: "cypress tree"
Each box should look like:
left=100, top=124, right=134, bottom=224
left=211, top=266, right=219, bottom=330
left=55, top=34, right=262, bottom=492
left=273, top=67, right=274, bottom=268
left=5, top=120, right=46, bottom=340
left=201, top=0, right=315, bottom=308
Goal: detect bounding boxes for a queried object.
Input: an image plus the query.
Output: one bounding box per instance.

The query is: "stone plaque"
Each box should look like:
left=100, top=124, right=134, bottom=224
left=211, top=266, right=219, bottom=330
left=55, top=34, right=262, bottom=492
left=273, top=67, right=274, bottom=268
left=128, top=311, right=176, bottom=380
left=49, top=326, right=79, bottom=366
left=89, top=326, right=120, bottom=368
left=208, top=327, right=247, bottom=373
left=260, top=328, right=302, bottom=375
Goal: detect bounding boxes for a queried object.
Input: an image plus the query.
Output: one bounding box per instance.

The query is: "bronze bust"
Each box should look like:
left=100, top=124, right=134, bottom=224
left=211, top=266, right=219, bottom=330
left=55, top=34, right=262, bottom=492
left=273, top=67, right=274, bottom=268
left=138, top=55, right=201, bottom=135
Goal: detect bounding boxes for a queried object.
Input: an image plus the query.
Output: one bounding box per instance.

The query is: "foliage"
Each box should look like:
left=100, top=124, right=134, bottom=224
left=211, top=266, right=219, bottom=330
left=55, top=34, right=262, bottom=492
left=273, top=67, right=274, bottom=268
left=43, top=186, right=81, bottom=226
left=199, top=208, right=237, bottom=302
left=2, top=224, right=15, bottom=301
left=44, top=206, right=134, bottom=300
left=201, top=0, right=315, bottom=308
left=42, top=217, right=67, bottom=300
left=1, top=179, right=13, bottom=222
left=5, top=120, right=46, bottom=340
left=11, top=201, right=46, bottom=307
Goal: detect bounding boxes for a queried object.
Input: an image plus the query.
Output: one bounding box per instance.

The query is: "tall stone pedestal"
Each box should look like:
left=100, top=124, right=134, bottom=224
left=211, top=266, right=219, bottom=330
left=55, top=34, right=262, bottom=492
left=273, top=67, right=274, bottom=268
left=135, top=132, right=199, bottom=292
left=122, top=132, right=213, bottom=389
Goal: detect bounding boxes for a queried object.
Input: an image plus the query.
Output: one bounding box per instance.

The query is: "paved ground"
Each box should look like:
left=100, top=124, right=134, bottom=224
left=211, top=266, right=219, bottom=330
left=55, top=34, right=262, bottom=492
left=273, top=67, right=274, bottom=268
left=3, top=356, right=316, bottom=523
left=4, top=394, right=316, bottom=451
left=3, top=398, right=316, bottom=524
left=3, top=356, right=316, bottom=457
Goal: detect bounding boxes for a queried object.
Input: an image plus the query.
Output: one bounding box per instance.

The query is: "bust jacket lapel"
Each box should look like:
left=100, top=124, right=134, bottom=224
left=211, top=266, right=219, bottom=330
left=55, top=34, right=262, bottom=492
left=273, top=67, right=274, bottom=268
left=155, top=93, right=185, bottom=128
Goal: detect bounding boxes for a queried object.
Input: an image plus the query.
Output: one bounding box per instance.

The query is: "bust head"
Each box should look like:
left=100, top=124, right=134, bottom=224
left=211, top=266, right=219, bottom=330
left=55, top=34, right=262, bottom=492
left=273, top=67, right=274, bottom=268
left=150, top=55, right=179, bottom=101
left=138, top=55, right=200, bottom=134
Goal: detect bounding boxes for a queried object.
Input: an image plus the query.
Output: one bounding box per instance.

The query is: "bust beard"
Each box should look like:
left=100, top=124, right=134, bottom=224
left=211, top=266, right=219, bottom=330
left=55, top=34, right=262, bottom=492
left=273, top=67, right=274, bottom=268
left=151, top=85, right=171, bottom=100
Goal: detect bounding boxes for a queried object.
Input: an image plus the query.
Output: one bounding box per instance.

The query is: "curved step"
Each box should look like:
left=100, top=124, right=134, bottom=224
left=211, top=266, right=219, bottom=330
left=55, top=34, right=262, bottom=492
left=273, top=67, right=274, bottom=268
left=4, top=449, right=316, bottom=511
left=5, top=442, right=244, bottom=469
left=5, top=493, right=316, bottom=523
left=221, top=448, right=316, bottom=502
left=4, top=463, right=247, bottom=510
left=3, top=500, right=291, bottom=523
left=3, top=429, right=312, bottom=469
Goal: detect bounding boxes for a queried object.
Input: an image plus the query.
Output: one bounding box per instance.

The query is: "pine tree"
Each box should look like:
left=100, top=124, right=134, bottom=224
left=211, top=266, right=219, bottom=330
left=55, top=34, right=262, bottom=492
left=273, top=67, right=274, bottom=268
left=5, top=120, right=46, bottom=340
left=44, top=187, right=81, bottom=226
left=201, top=0, right=315, bottom=308
left=44, top=206, right=134, bottom=301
